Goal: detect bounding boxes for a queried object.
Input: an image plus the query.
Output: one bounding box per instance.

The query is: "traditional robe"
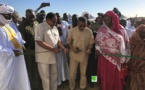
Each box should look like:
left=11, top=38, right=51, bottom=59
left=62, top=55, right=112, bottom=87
left=56, top=20, right=69, bottom=85
left=0, top=22, right=30, bottom=90
left=95, top=25, right=126, bottom=90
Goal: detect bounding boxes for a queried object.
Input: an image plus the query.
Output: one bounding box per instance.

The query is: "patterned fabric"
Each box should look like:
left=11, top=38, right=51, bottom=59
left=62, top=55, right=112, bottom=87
left=95, top=25, right=126, bottom=70
left=127, top=24, right=145, bottom=90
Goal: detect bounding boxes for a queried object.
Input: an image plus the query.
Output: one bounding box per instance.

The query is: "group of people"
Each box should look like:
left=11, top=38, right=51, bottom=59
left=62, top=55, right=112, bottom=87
left=1, top=2, right=145, bottom=90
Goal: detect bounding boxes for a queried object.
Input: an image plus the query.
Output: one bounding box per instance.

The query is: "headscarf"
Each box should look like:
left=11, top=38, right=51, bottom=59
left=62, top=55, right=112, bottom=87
left=0, top=4, right=14, bottom=24
left=136, top=24, right=145, bottom=34
left=82, top=11, right=90, bottom=19
left=130, top=24, right=145, bottom=59
left=105, top=11, right=123, bottom=35
left=128, top=24, right=145, bottom=77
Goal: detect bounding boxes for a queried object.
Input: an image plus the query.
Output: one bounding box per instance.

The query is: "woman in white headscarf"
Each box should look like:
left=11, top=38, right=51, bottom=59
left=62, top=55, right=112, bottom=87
left=0, top=4, right=30, bottom=90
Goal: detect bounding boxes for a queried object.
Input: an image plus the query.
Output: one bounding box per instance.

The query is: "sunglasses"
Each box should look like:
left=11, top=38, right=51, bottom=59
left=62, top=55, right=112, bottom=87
left=78, top=25, right=86, bottom=28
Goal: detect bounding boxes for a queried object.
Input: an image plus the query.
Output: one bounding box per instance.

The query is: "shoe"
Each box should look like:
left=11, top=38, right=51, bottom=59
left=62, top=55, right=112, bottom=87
left=69, top=87, right=76, bottom=90
left=80, top=88, right=86, bottom=90
left=89, top=83, right=94, bottom=88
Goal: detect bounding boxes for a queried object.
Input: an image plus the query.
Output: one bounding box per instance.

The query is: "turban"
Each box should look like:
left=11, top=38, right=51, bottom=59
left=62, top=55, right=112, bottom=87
left=0, top=4, right=14, bottom=14
left=82, top=12, right=90, bottom=19
left=0, top=4, right=14, bottom=24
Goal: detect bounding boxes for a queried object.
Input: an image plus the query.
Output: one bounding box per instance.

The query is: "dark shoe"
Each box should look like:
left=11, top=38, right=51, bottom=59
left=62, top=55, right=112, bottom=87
left=80, top=88, right=86, bottom=90
left=58, top=84, right=66, bottom=89
left=69, top=88, right=75, bottom=90
left=89, top=83, right=94, bottom=88
left=63, top=80, right=69, bottom=85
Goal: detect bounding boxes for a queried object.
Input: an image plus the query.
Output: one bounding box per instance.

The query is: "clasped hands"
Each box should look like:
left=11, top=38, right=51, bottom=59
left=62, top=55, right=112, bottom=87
left=72, top=46, right=91, bottom=54
left=52, top=47, right=68, bottom=53
left=13, top=50, right=22, bottom=57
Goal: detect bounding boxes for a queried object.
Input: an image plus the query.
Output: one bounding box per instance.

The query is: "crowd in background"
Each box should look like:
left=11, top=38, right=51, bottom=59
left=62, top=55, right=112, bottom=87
left=1, top=2, right=145, bottom=90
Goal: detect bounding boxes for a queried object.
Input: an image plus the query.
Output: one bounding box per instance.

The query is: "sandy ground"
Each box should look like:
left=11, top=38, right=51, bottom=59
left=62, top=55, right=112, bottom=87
left=57, top=81, right=99, bottom=90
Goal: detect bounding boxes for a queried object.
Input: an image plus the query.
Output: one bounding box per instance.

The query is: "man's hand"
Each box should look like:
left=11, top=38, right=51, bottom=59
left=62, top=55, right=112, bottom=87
left=63, top=48, right=68, bottom=53
left=22, top=45, right=26, bottom=50
left=52, top=48, right=60, bottom=53
left=72, top=47, right=79, bottom=53
left=95, top=50, right=101, bottom=56
left=13, top=50, right=22, bottom=57
left=68, top=25, right=71, bottom=30
left=87, top=49, right=91, bottom=54
left=39, top=2, right=50, bottom=8
left=39, top=3, right=46, bottom=8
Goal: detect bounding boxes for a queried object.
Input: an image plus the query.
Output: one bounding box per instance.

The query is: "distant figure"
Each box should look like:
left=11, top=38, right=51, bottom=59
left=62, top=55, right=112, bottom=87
left=126, top=18, right=136, bottom=38
left=135, top=21, right=142, bottom=28
left=113, top=7, right=122, bottom=18
left=40, top=10, right=46, bottom=15
left=55, top=13, right=69, bottom=86
left=63, top=13, right=68, bottom=22
left=141, top=19, right=145, bottom=24
left=82, top=12, right=89, bottom=20
left=72, top=14, right=78, bottom=28
left=68, top=14, right=72, bottom=25
left=36, top=10, right=46, bottom=23
left=86, top=20, right=97, bottom=88
left=87, top=20, right=91, bottom=28
left=35, top=3, right=48, bottom=23
left=120, top=19, right=127, bottom=28
left=91, top=13, right=104, bottom=33
left=11, top=10, right=20, bottom=27
left=82, top=12, right=94, bottom=20
left=56, top=13, right=63, bottom=36
left=18, top=9, right=42, bottom=90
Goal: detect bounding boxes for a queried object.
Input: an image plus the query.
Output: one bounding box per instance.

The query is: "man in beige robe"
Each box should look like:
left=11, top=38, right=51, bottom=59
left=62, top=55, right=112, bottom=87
left=35, top=12, right=68, bottom=90
left=67, top=16, right=94, bottom=90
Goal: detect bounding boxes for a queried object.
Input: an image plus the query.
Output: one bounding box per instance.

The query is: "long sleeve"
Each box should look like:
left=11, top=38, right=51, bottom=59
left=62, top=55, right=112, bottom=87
left=67, top=29, right=72, bottom=44
left=0, top=29, right=14, bottom=57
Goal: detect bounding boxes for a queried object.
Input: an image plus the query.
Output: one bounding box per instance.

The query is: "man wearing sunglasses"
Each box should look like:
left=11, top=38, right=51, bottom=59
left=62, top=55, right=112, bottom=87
left=67, top=16, right=94, bottom=90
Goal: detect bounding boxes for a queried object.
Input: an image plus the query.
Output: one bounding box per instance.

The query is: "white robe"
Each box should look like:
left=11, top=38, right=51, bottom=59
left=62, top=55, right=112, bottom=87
left=57, top=20, right=69, bottom=85
left=125, top=20, right=135, bottom=38
left=0, top=22, right=30, bottom=90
